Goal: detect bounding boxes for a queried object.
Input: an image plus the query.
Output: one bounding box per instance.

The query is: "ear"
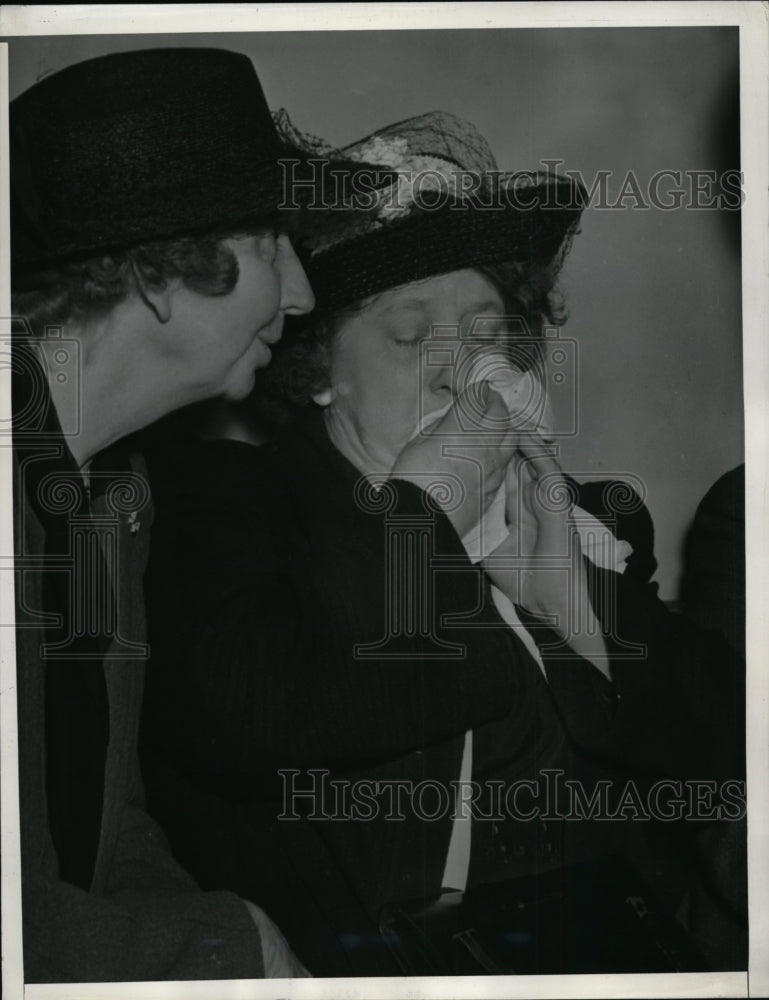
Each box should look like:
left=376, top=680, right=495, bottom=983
left=311, top=343, right=335, bottom=407
left=130, top=260, right=174, bottom=324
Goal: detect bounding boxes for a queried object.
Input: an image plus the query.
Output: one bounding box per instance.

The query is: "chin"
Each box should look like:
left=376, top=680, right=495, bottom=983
left=223, top=369, right=257, bottom=403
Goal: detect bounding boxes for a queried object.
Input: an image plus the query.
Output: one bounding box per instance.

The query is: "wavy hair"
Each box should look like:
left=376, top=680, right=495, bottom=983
left=12, top=218, right=282, bottom=338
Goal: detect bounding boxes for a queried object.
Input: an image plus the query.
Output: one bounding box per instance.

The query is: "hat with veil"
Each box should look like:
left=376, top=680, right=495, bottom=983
left=292, top=110, right=587, bottom=311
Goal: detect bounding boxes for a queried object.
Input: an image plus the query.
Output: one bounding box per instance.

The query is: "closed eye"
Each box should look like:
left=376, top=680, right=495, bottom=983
left=393, top=332, right=426, bottom=348
left=390, top=321, right=427, bottom=347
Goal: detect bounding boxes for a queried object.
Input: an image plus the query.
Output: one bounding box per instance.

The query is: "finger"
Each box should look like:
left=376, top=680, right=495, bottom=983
left=499, top=407, right=550, bottom=455
left=478, top=386, right=508, bottom=426
left=480, top=388, right=524, bottom=457
left=505, top=455, right=519, bottom=491
left=510, top=411, right=544, bottom=437
left=427, top=392, right=466, bottom=437
left=516, top=430, right=564, bottom=480
left=515, top=434, right=576, bottom=528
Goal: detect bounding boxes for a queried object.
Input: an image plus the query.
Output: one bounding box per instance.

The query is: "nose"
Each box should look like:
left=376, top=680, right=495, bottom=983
left=278, top=237, right=315, bottom=316
left=426, top=347, right=456, bottom=398
left=427, top=338, right=480, bottom=399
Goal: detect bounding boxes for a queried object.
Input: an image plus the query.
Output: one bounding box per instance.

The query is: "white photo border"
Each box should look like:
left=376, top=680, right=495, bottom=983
left=0, top=4, right=766, bottom=1000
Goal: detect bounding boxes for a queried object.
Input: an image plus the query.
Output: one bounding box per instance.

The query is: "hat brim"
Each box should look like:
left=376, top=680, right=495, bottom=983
left=12, top=144, right=395, bottom=274
left=303, top=177, right=586, bottom=312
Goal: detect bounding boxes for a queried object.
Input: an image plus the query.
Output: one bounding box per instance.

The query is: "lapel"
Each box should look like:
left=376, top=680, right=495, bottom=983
left=12, top=336, right=112, bottom=889
left=12, top=336, right=117, bottom=660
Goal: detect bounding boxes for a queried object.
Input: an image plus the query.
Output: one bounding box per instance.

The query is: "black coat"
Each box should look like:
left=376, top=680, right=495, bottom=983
left=141, top=411, right=745, bottom=976
left=10, top=344, right=265, bottom=984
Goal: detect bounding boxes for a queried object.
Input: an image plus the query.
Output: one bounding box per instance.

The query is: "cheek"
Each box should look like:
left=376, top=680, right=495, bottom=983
left=330, top=328, right=421, bottom=434
left=364, top=363, right=424, bottom=442
left=334, top=349, right=407, bottom=407
left=236, top=264, right=282, bottom=336
left=254, top=280, right=282, bottom=327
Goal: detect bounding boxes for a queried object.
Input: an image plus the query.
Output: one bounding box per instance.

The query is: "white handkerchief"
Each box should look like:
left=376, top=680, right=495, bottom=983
left=407, top=356, right=633, bottom=571
left=409, top=357, right=554, bottom=559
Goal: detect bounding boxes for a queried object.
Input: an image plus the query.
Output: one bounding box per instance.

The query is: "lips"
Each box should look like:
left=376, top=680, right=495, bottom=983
left=258, top=319, right=284, bottom=346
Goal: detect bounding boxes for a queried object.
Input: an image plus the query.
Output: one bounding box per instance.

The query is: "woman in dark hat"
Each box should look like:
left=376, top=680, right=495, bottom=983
left=141, top=113, right=745, bottom=977
left=9, top=45, right=388, bottom=984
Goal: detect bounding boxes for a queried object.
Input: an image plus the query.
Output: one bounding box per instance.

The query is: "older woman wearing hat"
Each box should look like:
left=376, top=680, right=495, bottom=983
left=141, top=113, right=745, bottom=976
left=8, top=46, right=391, bottom=984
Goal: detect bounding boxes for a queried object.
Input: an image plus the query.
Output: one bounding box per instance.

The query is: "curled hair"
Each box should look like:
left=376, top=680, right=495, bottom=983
left=251, top=250, right=568, bottom=427
left=12, top=221, right=281, bottom=337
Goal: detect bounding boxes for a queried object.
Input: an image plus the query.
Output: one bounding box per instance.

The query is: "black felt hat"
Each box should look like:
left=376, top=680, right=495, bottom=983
left=299, top=111, right=588, bottom=311
left=10, top=47, right=384, bottom=272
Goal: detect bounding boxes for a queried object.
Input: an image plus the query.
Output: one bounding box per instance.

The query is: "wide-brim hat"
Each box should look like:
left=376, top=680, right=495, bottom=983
left=10, top=47, right=391, bottom=273
left=298, top=111, right=587, bottom=311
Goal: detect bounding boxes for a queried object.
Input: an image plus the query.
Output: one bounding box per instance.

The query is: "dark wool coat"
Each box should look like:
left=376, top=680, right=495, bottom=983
left=10, top=346, right=265, bottom=984
left=141, top=411, right=745, bottom=977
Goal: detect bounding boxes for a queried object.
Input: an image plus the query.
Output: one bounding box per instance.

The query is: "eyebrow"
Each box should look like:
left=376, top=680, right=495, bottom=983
left=462, top=303, right=505, bottom=318
left=380, top=299, right=430, bottom=314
